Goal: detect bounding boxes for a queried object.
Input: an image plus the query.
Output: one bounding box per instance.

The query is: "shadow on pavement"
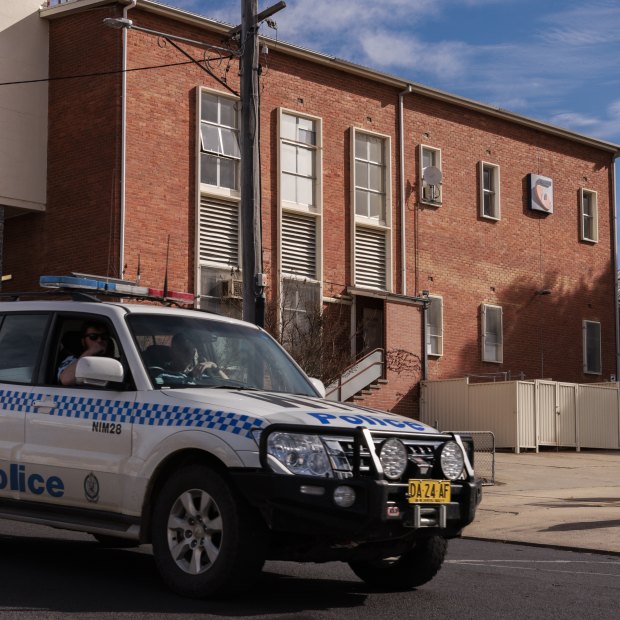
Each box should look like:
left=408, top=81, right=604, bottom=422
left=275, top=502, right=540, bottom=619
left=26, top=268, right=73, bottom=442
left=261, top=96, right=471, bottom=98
left=544, top=519, right=620, bottom=532
left=0, top=534, right=370, bottom=615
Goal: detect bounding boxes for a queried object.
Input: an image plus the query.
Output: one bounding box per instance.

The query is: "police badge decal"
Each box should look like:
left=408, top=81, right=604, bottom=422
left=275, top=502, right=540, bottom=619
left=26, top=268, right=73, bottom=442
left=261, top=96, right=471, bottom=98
left=84, top=473, right=100, bottom=503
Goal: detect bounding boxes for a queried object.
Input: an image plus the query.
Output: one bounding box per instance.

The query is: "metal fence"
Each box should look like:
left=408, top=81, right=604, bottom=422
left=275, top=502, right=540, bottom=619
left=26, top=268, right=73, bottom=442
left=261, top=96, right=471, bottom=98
left=454, top=430, right=495, bottom=486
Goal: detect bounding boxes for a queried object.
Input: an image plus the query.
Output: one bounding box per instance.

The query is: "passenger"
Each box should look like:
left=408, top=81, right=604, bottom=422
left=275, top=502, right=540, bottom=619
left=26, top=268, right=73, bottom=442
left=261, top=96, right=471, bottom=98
left=58, top=321, right=111, bottom=386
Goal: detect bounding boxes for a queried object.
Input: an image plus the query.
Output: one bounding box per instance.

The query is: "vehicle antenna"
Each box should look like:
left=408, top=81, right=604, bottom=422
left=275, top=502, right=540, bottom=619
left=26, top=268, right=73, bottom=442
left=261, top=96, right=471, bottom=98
left=163, top=235, right=170, bottom=298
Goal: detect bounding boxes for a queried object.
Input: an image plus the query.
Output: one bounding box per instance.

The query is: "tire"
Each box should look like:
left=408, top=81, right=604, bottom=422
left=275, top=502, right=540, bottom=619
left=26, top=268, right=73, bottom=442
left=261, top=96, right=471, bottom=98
left=92, top=534, right=140, bottom=548
left=151, top=465, right=266, bottom=599
left=349, top=536, right=448, bottom=590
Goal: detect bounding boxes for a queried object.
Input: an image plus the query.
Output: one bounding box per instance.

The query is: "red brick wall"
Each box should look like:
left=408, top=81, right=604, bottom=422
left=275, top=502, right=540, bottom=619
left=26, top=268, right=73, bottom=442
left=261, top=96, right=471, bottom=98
left=405, top=95, right=616, bottom=385
left=4, top=5, right=616, bottom=413
left=4, top=6, right=123, bottom=290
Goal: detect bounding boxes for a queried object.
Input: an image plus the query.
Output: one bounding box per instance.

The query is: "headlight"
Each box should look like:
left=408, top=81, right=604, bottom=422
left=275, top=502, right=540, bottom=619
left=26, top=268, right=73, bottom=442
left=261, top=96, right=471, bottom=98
left=439, top=441, right=465, bottom=480
left=379, top=438, right=408, bottom=480
left=267, top=432, right=332, bottom=477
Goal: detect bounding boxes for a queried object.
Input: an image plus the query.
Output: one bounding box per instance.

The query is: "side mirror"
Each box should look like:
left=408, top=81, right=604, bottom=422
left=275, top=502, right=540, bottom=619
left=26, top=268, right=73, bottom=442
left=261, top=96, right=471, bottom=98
left=309, top=377, right=326, bottom=398
left=76, top=357, right=124, bottom=387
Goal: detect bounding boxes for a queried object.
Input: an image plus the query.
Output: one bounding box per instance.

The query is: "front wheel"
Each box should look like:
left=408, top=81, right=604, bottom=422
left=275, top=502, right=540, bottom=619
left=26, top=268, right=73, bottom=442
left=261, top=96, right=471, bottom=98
left=349, top=536, right=448, bottom=590
left=151, top=465, right=266, bottom=598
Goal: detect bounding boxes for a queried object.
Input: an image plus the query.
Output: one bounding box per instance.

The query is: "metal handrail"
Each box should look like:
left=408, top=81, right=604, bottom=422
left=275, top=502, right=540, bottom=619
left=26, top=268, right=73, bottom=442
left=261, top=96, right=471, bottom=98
left=325, top=348, right=384, bottom=401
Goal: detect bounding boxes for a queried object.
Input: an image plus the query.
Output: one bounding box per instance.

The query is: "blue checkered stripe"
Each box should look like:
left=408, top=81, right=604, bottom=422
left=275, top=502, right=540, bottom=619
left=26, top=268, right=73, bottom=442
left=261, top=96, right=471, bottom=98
left=0, top=389, right=264, bottom=438
left=0, top=390, right=39, bottom=414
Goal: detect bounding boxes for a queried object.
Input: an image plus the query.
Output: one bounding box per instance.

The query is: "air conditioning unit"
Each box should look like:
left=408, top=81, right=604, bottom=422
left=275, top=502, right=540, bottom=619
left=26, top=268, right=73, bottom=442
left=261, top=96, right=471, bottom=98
left=222, top=277, right=243, bottom=300
left=422, top=183, right=441, bottom=203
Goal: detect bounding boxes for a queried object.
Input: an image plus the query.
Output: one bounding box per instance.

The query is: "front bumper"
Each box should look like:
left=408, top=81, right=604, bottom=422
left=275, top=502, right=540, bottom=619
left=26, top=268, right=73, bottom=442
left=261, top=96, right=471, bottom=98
left=231, top=471, right=482, bottom=541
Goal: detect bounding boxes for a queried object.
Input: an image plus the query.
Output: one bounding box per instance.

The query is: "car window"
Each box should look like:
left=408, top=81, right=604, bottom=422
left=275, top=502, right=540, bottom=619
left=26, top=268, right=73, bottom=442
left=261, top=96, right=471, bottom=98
left=0, top=314, right=48, bottom=384
left=127, top=313, right=316, bottom=395
left=52, top=315, right=132, bottom=390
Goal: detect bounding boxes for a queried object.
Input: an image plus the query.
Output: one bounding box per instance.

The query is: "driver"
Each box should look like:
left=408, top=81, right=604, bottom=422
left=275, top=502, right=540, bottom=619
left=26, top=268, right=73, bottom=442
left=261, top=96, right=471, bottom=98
left=167, top=333, right=227, bottom=379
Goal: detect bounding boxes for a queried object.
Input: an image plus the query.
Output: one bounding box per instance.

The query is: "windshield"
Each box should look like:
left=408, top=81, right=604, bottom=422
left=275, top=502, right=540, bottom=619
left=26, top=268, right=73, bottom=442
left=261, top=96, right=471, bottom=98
left=127, top=313, right=317, bottom=396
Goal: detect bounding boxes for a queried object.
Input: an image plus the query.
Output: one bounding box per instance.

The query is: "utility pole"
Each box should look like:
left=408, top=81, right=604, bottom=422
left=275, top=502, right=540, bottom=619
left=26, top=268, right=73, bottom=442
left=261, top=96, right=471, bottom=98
left=239, top=0, right=285, bottom=326
left=240, top=0, right=262, bottom=326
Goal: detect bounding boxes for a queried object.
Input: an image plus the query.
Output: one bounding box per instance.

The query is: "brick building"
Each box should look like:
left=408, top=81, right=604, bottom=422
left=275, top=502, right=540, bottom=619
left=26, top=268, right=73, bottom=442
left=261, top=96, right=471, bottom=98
left=3, top=0, right=619, bottom=416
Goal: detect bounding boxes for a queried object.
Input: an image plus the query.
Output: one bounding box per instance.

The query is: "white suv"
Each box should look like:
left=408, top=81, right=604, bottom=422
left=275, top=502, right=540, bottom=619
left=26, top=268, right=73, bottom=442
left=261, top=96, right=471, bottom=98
left=0, top=276, right=481, bottom=598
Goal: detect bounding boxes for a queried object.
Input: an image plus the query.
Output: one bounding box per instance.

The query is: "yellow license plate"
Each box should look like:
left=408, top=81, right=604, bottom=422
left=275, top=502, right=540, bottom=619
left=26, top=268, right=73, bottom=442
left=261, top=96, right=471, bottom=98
left=408, top=479, right=451, bottom=504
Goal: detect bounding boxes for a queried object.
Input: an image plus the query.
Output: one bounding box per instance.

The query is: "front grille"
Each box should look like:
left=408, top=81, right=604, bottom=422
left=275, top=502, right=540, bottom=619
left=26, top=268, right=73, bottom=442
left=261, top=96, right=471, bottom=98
left=326, top=436, right=444, bottom=482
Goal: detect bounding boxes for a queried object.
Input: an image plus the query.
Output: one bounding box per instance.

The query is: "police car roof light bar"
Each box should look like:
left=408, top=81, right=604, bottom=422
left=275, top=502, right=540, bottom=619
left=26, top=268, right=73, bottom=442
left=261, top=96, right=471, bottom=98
left=39, top=275, right=195, bottom=306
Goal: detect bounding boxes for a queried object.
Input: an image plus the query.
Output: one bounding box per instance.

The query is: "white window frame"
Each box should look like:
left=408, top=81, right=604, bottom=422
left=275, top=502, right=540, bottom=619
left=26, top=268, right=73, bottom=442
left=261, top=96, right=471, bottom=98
left=196, top=88, right=241, bottom=308
left=583, top=320, right=602, bottom=375
left=580, top=189, right=598, bottom=243
left=419, top=144, right=442, bottom=205
left=481, top=304, right=503, bottom=363
left=480, top=161, right=500, bottom=220
left=197, top=88, right=241, bottom=200
left=351, top=128, right=392, bottom=291
left=426, top=295, right=443, bottom=357
left=278, top=109, right=323, bottom=281
left=279, top=110, right=321, bottom=212
left=278, top=109, right=323, bottom=335
left=354, top=131, right=388, bottom=223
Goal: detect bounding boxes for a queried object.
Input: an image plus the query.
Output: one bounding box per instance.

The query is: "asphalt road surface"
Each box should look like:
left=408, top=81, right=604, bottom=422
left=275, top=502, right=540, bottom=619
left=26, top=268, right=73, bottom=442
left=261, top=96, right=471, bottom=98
left=0, top=520, right=619, bottom=619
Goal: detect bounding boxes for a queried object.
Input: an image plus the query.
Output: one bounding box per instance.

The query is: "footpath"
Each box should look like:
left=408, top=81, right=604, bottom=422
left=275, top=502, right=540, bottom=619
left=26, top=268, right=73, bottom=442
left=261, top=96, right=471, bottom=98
left=463, top=449, right=620, bottom=554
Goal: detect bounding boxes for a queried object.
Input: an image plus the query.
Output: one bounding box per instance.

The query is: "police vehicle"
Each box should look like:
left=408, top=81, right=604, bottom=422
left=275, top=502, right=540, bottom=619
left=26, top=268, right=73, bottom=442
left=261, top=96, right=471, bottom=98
left=0, top=274, right=482, bottom=598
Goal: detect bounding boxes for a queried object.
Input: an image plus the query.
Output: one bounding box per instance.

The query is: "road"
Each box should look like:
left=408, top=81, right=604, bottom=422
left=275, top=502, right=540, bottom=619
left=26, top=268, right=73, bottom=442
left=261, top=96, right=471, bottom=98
left=0, top=520, right=619, bottom=619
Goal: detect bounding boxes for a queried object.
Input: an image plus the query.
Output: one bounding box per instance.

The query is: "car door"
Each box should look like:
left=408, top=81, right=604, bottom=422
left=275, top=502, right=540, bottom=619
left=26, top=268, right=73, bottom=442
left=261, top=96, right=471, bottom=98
left=22, top=313, right=136, bottom=512
left=0, top=312, right=50, bottom=501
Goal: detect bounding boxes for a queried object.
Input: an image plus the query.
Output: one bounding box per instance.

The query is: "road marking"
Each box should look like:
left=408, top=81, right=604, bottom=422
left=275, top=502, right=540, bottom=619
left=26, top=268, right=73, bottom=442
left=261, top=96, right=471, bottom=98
left=448, top=559, right=620, bottom=577
left=450, top=560, right=619, bottom=564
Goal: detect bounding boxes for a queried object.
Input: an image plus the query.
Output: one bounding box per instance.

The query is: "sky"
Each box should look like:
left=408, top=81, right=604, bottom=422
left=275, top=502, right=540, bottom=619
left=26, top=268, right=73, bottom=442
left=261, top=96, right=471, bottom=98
left=159, top=0, right=620, bottom=146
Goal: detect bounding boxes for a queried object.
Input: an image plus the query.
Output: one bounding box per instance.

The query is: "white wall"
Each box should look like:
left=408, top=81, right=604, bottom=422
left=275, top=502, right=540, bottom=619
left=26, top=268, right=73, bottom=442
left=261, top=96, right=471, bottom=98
left=0, top=1, right=48, bottom=215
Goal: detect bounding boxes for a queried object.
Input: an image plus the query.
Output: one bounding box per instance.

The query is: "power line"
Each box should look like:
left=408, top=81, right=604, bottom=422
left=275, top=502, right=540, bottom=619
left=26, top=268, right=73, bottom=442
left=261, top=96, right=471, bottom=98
left=0, top=56, right=235, bottom=88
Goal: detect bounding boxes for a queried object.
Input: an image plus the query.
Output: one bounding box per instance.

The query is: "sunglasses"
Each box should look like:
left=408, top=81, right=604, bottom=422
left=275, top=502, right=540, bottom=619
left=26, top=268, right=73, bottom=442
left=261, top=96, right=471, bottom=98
left=84, top=333, right=109, bottom=342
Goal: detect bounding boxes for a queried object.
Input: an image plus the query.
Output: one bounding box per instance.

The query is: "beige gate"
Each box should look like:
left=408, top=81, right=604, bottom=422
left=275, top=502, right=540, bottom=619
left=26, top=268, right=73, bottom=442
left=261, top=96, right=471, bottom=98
left=536, top=381, right=577, bottom=448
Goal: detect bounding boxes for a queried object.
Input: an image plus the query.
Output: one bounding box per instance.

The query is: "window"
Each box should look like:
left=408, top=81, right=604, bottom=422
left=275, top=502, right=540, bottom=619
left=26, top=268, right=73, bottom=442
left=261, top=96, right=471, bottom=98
left=279, top=110, right=321, bottom=281
left=480, top=161, right=500, bottom=219
left=481, top=304, right=503, bottom=363
left=420, top=145, right=442, bottom=205
left=355, top=132, right=386, bottom=221
left=279, top=110, right=322, bottom=337
left=580, top=189, right=598, bottom=242
left=280, top=112, right=318, bottom=208
left=127, top=313, right=316, bottom=395
left=199, top=91, right=240, bottom=191
left=353, top=129, right=391, bottom=291
left=583, top=320, right=601, bottom=374
left=281, top=278, right=321, bottom=357
left=197, top=90, right=242, bottom=316
left=0, top=314, right=48, bottom=383
left=426, top=296, right=443, bottom=356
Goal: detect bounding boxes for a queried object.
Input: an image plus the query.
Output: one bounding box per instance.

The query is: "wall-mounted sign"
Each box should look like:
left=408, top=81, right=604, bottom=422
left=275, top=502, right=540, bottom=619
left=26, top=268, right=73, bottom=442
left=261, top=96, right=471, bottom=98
left=529, top=173, right=553, bottom=214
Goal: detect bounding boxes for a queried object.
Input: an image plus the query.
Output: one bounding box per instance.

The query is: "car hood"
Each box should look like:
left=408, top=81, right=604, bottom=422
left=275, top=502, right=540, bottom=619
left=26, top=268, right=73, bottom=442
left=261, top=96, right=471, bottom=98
left=160, top=388, right=438, bottom=434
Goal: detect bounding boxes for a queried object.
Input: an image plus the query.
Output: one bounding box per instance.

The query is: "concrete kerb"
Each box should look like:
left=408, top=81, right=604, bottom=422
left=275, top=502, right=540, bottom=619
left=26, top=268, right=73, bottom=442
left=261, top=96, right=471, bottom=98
left=462, top=449, right=620, bottom=555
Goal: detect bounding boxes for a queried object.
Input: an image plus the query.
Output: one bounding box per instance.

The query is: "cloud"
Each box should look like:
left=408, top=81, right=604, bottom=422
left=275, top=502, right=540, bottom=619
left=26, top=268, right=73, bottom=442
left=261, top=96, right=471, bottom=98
left=537, top=1, right=620, bottom=46
left=271, top=0, right=440, bottom=51
left=358, top=31, right=470, bottom=80
left=158, top=0, right=620, bottom=141
left=550, top=100, right=620, bottom=141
